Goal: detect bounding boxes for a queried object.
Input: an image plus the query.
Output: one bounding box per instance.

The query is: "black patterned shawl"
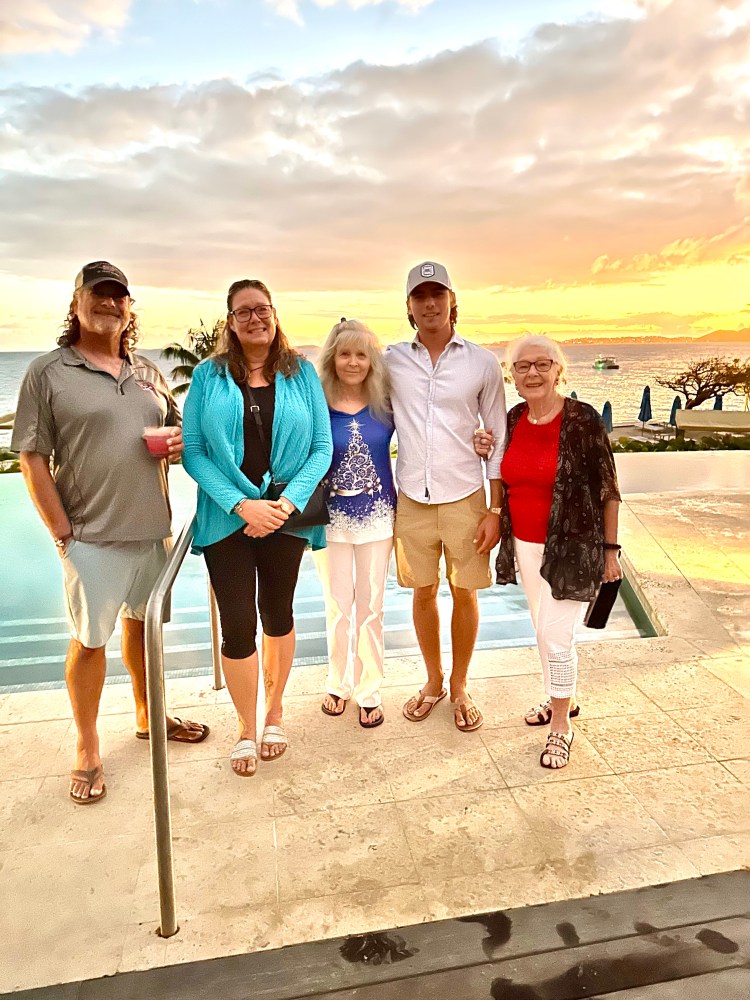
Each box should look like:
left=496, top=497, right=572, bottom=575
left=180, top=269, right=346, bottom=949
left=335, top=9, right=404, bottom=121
left=494, top=398, right=621, bottom=601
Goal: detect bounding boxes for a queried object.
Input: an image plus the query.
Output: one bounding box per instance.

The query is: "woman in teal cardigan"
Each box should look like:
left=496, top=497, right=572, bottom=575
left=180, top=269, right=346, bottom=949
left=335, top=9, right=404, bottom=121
left=183, top=279, right=332, bottom=777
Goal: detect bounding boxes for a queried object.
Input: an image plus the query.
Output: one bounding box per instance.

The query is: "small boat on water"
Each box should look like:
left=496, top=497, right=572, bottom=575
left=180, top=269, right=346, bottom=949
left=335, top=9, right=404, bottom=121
left=593, top=355, right=620, bottom=370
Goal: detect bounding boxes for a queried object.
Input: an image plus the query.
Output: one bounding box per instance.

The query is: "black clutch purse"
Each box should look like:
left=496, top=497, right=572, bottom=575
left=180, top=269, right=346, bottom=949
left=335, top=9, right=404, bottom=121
left=265, top=479, right=329, bottom=531
left=244, top=386, right=329, bottom=532
left=583, top=579, right=622, bottom=629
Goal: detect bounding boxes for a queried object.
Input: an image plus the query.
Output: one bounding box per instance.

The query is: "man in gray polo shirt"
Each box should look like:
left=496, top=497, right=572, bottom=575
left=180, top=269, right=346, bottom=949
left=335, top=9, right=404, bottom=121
left=13, top=261, right=208, bottom=805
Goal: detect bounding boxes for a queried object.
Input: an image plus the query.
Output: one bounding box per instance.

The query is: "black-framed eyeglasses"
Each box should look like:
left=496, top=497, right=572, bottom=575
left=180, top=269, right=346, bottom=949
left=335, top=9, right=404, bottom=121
left=229, top=305, right=273, bottom=322
left=513, top=359, right=554, bottom=374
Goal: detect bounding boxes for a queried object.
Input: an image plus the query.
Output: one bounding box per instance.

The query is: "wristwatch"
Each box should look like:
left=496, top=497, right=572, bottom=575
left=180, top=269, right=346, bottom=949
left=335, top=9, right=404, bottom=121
left=279, top=497, right=295, bottom=516
left=489, top=507, right=501, bottom=515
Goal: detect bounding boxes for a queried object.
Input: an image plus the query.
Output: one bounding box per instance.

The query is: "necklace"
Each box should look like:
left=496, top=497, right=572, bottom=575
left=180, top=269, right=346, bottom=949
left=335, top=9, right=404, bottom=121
left=527, top=398, right=560, bottom=425
left=246, top=363, right=267, bottom=374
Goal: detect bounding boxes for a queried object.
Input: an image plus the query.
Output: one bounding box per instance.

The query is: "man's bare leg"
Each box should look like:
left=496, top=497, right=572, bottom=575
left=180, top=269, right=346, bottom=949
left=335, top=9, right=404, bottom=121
left=120, top=616, right=149, bottom=732
left=65, top=639, right=106, bottom=800
left=120, top=617, right=205, bottom=740
left=261, top=629, right=295, bottom=759
left=406, top=583, right=445, bottom=718
left=448, top=585, right=482, bottom=728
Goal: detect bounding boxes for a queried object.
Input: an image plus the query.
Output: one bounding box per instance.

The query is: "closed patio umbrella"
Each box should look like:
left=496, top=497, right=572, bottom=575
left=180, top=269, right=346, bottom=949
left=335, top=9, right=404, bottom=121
left=669, top=396, right=682, bottom=426
left=713, top=395, right=723, bottom=410
left=602, top=400, right=613, bottom=433
left=638, top=385, right=652, bottom=425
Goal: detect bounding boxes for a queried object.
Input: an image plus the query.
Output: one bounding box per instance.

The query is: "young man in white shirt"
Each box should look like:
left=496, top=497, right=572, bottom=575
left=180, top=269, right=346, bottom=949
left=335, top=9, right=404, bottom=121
left=385, top=261, right=506, bottom=731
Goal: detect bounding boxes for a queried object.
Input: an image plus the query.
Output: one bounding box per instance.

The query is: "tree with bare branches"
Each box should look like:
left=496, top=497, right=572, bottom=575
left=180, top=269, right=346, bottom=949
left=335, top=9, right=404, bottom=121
left=656, top=356, right=750, bottom=409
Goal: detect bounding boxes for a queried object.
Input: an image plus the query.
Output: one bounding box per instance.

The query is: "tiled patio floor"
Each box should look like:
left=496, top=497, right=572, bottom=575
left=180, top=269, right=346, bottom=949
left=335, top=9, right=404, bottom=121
left=2, top=491, right=749, bottom=993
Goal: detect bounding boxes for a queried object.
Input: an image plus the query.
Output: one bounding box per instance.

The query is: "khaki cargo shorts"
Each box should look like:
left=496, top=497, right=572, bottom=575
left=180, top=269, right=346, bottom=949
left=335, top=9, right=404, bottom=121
left=394, top=489, right=492, bottom=591
left=61, top=538, right=171, bottom=648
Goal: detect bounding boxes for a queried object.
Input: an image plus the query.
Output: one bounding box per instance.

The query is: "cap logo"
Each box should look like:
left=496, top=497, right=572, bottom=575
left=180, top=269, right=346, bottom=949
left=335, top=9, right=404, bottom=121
left=421, top=264, right=435, bottom=278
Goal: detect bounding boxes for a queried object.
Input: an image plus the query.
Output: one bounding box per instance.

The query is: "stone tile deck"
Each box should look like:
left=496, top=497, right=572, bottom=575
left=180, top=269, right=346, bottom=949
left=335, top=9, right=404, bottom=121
left=2, top=490, right=749, bottom=993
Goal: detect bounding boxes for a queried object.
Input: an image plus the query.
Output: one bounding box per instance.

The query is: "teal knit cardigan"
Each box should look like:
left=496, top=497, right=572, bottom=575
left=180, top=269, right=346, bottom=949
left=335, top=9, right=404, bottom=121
left=182, top=357, right=333, bottom=553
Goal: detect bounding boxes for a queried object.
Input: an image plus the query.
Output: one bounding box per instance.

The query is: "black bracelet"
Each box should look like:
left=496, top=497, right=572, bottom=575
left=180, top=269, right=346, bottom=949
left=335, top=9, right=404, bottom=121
left=603, top=542, right=621, bottom=551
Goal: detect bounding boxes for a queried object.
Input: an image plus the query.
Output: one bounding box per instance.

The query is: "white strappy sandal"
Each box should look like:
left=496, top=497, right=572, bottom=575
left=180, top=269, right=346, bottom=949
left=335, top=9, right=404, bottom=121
left=261, top=724, right=288, bottom=761
left=230, top=738, right=258, bottom=777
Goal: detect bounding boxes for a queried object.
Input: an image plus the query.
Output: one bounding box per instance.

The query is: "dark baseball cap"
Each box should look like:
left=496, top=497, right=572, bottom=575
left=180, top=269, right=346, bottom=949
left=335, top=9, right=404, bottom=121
left=74, top=261, right=130, bottom=296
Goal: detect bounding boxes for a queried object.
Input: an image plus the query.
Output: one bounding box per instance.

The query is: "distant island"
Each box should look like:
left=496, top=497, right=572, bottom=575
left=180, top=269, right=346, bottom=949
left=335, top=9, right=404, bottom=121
left=484, top=328, right=750, bottom=348
left=296, top=329, right=750, bottom=354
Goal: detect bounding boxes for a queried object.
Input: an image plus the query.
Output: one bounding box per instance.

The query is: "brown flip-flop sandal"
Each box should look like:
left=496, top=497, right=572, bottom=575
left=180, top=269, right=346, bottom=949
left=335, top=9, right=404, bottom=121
left=403, top=688, right=447, bottom=722
left=359, top=706, right=385, bottom=729
left=69, top=766, right=107, bottom=805
left=451, top=697, right=484, bottom=732
left=321, top=694, right=348, bottom=717
left=135, top=717, right=210, bottom=743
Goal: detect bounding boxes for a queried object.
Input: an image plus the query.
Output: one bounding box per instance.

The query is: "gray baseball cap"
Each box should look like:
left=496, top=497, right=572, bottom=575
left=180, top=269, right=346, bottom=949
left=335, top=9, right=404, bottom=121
left=406, top=261, right=453, bottom=296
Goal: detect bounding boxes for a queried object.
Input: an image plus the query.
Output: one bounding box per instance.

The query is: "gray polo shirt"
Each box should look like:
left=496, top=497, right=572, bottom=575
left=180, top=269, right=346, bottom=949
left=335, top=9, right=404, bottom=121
left=12, top=346, right=180, bottom=543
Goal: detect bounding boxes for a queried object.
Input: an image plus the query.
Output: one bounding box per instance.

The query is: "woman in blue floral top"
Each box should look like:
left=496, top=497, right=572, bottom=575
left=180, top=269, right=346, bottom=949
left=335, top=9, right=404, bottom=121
left=315, top=320, right=396, bottom=727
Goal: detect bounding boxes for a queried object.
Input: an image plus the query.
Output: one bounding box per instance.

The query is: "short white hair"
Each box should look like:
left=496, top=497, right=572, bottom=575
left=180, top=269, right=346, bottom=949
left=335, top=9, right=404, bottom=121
left=504, top=334, right=568, bottom=384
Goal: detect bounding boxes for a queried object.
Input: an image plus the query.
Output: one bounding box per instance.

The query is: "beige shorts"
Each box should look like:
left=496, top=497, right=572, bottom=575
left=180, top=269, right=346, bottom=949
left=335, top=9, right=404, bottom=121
left=394, top=489, right=492, bottom=591
left=61, top=538, right=171, bottom=648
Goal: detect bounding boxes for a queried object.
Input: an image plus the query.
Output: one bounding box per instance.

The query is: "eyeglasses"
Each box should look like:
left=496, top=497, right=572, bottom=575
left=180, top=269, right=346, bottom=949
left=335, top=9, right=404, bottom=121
left=229, top=305, right=273, bottom=322
left=513, top=359, right=554, bottom=374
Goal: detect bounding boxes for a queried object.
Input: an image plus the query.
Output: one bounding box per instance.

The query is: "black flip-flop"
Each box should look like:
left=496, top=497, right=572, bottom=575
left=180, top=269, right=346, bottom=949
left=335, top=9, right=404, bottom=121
left=359, top=706, right=384, bottom=729
left=321, top=694, right=348, bottom=717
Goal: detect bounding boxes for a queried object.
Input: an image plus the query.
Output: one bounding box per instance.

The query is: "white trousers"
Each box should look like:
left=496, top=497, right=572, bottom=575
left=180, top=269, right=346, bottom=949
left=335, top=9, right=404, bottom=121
left=514, top=537, right=586, bottom=700
left=313, top=537, right=393, bottom=708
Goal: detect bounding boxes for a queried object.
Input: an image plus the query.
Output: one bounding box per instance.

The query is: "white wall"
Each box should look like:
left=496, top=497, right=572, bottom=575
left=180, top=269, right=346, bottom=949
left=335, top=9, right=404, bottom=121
left=614, top=451, right=750, bottom=495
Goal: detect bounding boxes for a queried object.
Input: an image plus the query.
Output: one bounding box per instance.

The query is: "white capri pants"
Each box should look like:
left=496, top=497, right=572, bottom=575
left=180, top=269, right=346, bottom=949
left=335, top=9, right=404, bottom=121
left=514, top=537, right=586, bottom=700
left=314, top=537, right=393, bottom=709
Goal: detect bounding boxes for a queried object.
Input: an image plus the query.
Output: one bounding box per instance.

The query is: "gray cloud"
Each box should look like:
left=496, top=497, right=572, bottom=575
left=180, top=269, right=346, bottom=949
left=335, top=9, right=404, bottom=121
left=0, top=0, right=748, bottom=293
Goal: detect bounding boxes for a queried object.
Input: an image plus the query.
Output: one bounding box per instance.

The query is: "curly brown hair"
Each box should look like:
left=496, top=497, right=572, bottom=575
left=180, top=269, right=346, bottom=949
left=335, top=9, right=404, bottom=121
left=57, top=293, right=139, bottom=357
left=212, top=279, right=300, bottom=383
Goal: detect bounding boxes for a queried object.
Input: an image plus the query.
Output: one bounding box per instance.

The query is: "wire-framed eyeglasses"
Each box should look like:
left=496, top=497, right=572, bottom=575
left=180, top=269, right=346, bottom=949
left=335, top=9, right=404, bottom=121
left=229, top=305, right=273, bottom=322
left=512, top=359, right=554, bottom=374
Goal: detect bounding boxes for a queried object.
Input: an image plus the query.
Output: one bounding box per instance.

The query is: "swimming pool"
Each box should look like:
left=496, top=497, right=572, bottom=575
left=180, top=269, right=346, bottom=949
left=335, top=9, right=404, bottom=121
left=0, top=469, right=653, bottom=690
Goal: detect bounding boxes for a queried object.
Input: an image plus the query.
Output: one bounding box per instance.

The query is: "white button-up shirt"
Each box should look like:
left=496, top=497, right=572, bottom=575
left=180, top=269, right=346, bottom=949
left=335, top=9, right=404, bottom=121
left=385, top=331, right=506, bottom=505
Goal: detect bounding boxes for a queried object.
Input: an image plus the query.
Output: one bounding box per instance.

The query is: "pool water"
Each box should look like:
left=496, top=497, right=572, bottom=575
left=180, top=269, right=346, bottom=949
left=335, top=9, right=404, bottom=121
left=0, top=469, right=652, bottom=691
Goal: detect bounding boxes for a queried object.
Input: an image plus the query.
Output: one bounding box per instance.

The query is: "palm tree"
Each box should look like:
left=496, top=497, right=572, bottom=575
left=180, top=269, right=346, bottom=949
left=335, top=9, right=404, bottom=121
left=160, top=319, right=222, bottom=396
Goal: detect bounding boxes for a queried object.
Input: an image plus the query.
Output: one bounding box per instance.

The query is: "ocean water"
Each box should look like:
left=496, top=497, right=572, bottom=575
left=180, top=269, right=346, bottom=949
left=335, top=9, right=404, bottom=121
left=1, top=341, right=748, bottom=446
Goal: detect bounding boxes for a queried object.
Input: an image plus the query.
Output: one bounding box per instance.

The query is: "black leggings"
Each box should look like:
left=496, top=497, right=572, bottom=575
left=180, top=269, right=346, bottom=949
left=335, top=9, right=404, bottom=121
left=203, top=529, right=307, bottom=660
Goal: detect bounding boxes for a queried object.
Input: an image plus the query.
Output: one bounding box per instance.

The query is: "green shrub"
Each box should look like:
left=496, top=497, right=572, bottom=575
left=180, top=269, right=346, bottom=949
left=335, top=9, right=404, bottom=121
left=612, top=435, right=750, bottom=454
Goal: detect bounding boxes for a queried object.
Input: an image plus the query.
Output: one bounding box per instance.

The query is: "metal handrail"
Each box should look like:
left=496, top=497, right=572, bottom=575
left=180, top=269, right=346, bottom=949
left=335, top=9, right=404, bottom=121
left=144, top=512, right=196, bottom=938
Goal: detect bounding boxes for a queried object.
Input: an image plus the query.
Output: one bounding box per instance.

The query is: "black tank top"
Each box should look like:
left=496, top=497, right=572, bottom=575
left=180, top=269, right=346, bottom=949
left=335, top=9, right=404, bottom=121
left=238, top=381, right=275, bottom=487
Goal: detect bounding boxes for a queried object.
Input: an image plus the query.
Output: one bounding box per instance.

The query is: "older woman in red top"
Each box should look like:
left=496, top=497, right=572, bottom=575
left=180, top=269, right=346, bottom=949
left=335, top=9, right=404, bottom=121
left=493, top=334, right=622, bottom=769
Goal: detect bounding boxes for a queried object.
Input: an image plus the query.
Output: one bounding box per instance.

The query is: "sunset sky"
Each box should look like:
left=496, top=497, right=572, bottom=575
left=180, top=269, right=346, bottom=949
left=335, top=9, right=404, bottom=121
left=1, top=0, right=749, bottom=350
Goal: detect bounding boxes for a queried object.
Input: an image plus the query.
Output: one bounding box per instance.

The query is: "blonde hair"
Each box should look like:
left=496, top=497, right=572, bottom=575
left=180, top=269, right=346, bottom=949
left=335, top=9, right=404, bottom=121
left=504, top=333, right=568, bottom=384
left=317, top=319, right=391, bottom=423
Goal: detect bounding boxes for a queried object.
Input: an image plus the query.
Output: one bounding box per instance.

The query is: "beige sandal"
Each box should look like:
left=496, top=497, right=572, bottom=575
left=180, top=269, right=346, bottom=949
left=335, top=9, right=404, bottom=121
left=451, top=696, right=484, bottom=732
left=69, top=766, right=107, bottom=805
left=403, top=688, right=447, bottom=722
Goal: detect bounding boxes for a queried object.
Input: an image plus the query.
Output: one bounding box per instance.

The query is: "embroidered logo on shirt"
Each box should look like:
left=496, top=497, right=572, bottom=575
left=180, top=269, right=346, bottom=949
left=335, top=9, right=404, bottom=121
left=136, top=381, right=157, bottom=395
